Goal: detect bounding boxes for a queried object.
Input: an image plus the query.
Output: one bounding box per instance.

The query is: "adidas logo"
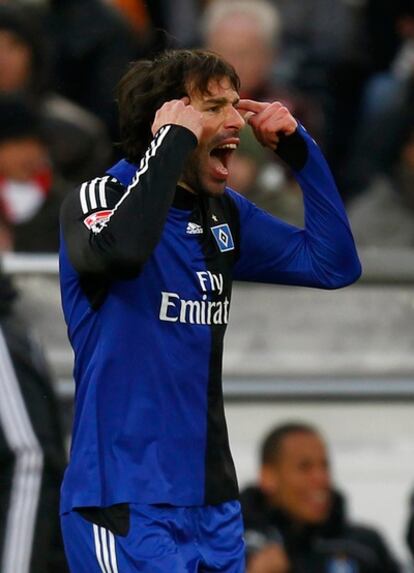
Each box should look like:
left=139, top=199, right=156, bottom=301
left=186, top=222, right=203, bottom=235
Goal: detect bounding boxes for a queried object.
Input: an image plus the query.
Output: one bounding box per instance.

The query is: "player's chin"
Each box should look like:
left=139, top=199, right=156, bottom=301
left=200, top=175, right=227, bottom=197
left=206, top=180, right=227, bottom=197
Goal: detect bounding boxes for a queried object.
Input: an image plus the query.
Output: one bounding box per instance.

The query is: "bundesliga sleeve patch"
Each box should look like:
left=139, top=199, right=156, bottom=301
left=211, top=224, right=234, bottom=252
left=83, top=209, right=113, bottom=233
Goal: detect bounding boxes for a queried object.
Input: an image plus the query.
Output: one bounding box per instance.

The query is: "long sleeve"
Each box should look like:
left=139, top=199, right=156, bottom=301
left=60, top=124, right=197, bottom=279
left=232, top=125, right=362, bottom=289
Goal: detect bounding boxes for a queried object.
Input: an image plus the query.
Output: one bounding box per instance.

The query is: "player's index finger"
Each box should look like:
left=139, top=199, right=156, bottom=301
left=237, top=99, right=269, bottom=113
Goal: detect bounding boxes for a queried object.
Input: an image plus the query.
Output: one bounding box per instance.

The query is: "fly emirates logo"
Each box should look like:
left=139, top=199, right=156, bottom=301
left=159, top=271, right=230, bottom=325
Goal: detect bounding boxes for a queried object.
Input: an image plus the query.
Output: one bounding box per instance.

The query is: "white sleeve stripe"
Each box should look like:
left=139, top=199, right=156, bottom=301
left=0, top=329, right=43, bottom=573
left=80, top=176, right=112, bottom=215
left=99, top=176, right=108, bottom=208
left=80, top=182, right=88, bottom=214
left=89, top=178, right=99, bottom=210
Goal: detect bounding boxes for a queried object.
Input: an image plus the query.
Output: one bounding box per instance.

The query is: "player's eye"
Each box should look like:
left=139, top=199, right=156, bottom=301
left=206, top=106, right=221, bottom=113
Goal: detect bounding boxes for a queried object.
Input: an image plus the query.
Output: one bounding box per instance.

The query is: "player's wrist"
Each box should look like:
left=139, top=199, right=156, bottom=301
left=274, top=128, right=308, bottom=171
left=163, top=123, right=200, bottom=149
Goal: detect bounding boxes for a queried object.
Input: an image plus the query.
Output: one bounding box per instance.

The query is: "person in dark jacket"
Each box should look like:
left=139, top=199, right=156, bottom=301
left=0, top=266, right=68, bottom=573
left=405, top=488, right=414, bottom=563
left=0, top=2, right=111, bottom=184
left=241, top=422, right=401, bottom=573
left=45, top=0, right=138, bottom=143
left=0, top=94, right=70, bottom=252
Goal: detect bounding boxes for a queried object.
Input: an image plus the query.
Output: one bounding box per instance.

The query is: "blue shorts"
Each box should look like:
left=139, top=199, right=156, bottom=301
left=61, top=501, right=245, bottom=572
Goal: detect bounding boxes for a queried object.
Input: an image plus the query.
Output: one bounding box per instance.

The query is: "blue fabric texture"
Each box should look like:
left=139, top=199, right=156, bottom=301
left=61, top=501, right=245, bottom=572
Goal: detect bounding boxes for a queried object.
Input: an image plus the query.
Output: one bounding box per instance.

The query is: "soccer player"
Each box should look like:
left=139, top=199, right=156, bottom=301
left=59, top=49, right=361, bottom=572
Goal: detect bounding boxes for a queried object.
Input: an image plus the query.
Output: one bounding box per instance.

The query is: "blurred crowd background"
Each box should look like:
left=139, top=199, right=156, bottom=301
left=1, top=1, right=414, bottom=572
left=0, top=0, right=413, bottom=252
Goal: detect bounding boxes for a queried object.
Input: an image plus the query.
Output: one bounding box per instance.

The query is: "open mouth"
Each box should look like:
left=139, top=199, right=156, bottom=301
left=209, top=143, right=238, bottom=180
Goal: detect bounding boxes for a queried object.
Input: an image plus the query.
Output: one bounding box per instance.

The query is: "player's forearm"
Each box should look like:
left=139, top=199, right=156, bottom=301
left=278, top=126, right=361, bottom=288
left=94, top=125, right=197, bottom=274
left=62, top=125, right=197, bottom=278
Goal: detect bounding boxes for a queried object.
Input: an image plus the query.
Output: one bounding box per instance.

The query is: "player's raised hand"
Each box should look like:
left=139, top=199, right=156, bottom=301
left=237, top=99, right=297, bottom=151
left=152, top=97, right=203, bottom=141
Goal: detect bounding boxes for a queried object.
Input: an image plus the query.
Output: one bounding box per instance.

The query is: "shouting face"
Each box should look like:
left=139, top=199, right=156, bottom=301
left=180, top=76, right=245, bottom=197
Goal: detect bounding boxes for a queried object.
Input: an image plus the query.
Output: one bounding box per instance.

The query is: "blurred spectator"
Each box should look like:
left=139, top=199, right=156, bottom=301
left=44, top=0, right=138, bottom=141
left=0, top=265, right=68, bottom=572
left=201, top=0, right=323, bottom=132
left=110, top=0, right=151, bottom=36
left=241, top=422, right=400, bottom=573
left=202, top=0, right=281, bottom=100
left=268, top=0, right=370, bottom=194
left=345, top=2, right=414, bottom=196
left=0, top=95, right=69, bottom=252
left=201, top=0, right=313, bottom=224
left=406, top=489, right=414, bottom=563
left=362, top=1, right=414, bottom=119
left=228, top=127, right=304, bottom=226
left=364, top=0, right=414, bottom=75
left=348, top=122, right=414, bottom=247
left=272, top=0, right=364, bottom=81
left=145, top=0, right=202, bottom=48
left=0, top=211, right=13, bottom=252
left=0, top=2, right=111, bottom=184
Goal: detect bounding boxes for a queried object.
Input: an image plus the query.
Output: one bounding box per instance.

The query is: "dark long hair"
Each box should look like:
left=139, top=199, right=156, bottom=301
left=116, top=49, right=240, bottom=162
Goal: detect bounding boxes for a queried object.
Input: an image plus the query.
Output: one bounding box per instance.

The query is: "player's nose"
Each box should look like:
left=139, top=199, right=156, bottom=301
left=224, top=106, right=245, bottom=131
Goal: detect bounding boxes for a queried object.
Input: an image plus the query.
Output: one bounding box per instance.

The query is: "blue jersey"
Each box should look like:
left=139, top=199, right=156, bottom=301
left=59, top=124, right=361, bottom=513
